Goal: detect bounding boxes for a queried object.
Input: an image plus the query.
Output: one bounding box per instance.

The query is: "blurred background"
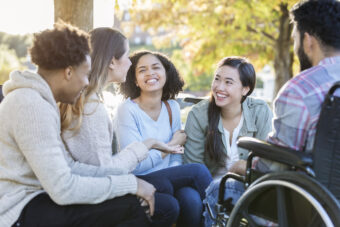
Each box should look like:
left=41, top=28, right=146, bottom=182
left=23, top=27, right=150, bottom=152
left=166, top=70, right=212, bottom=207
left=0, top=0, right=300, bottom=122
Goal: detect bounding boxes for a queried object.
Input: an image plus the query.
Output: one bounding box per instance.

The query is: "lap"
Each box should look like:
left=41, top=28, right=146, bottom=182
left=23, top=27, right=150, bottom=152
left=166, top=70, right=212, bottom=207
left=14, top=193, right=149, bottom=227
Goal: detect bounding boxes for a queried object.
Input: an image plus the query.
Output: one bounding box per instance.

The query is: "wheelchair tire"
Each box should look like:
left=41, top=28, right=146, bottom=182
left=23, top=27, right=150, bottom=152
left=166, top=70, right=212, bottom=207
left=227, top=171, right=340, bottom=227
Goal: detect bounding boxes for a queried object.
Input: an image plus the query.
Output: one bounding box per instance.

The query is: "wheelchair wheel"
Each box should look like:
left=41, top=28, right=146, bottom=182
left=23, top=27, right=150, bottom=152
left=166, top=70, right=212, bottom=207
left=227, top=172, right=340, bottom=227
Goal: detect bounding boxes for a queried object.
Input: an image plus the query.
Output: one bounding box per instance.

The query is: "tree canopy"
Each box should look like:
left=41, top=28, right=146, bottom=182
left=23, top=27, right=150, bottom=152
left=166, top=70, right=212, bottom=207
left=130, top=0, right=297, bottom=95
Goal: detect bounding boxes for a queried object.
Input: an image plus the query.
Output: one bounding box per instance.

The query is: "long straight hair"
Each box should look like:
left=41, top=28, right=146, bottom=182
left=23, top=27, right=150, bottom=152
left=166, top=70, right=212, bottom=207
left=59, top=27, right=127, bottom=132
left=205, top=57, right=256, bottom=165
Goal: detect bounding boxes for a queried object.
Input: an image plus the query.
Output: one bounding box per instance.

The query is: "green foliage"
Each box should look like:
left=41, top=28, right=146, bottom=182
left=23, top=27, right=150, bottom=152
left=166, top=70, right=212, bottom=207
left=0, top=45, right=22, bottom=84
left=0, top=32, right=32, bottom=58
left=129, top=0, right=297, bottom=92
left=0, top=33, right=32, bottom=84
left=256, top=77, right=264, bottom=88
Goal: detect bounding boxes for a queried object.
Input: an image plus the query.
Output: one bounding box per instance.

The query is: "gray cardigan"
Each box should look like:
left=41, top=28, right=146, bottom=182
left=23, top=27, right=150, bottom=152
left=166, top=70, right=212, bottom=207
left=183, top=97, right=273, bottom=177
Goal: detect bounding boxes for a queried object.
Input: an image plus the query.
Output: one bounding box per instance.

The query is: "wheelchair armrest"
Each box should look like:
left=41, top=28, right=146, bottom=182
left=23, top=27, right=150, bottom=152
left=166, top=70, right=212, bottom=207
left=183, top=97, right=204, bottom=104
left=237, top=137, right=313, bottom=168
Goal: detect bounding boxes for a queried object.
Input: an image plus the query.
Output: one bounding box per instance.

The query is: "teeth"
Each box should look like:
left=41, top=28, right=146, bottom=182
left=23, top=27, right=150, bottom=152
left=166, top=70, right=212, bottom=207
left=216, top=93, right=227, bottom=98
left=146, top=79, right=157, bottom=84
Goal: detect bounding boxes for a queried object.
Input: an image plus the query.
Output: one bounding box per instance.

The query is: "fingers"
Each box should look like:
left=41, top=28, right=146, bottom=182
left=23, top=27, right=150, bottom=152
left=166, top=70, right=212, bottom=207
left=147, top=194, right=155, bottom=216
left=172, top=146, right=184, bottom=154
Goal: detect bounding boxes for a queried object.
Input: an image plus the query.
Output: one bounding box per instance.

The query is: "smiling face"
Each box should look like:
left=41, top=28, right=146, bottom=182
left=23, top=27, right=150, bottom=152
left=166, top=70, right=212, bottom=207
left=211, top=65, right=250, bottom=109
left=135, top=54, right=167, bottom=94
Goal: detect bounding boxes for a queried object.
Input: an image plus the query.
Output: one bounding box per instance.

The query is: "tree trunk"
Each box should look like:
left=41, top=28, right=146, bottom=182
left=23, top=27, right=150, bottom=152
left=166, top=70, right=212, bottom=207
left=273, top=3, right=293, bottom=97
left=54, top=0, right=93, bottom=32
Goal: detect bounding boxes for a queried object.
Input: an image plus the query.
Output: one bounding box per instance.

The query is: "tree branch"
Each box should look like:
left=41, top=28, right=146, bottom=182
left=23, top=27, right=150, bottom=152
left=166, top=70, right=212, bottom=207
left=246, top=25, right=276, bottom=42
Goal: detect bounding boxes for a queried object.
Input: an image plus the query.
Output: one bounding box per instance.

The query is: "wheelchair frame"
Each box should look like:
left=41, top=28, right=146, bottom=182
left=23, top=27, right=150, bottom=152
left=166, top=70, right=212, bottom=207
left=210, top=81, right=340, bottom=227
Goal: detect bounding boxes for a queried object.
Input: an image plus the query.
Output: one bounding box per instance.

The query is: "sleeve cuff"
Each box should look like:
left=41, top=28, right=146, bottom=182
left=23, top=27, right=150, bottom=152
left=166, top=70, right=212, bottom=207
left=125, top=141, right=149, bottom=162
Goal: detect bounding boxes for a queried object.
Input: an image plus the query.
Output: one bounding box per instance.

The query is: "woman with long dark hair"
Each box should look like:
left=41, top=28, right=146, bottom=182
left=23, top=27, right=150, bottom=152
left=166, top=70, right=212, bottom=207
left=183, top=56, right=272, bottom=226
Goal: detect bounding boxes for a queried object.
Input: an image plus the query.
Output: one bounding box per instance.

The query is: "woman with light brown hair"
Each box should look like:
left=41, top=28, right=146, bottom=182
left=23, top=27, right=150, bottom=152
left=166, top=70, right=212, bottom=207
left=59, top=27, right=212, bottom=227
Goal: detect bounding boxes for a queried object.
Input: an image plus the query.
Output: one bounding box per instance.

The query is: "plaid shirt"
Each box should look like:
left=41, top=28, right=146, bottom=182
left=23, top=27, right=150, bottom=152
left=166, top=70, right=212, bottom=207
left=257, top=56, right=340, bottom=171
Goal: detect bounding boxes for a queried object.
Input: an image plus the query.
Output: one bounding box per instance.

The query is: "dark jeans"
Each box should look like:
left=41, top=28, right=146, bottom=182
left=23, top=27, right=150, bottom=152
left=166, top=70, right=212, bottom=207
left=13, top=164, right=212, bottom=227
left=12, top=193, right=150, bottom=227
left=140, top=163, right=213, bottom=227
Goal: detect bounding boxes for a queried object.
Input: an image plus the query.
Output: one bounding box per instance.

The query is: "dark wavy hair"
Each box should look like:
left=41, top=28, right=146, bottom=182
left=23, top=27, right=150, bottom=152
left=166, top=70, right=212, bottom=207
left=29, top=21, right=90, bottom=70
left=120, top=50, right=184, bottom=100
left=205, top=57, right=256, bottom=165
left=291, top=0, right=340, bottom=51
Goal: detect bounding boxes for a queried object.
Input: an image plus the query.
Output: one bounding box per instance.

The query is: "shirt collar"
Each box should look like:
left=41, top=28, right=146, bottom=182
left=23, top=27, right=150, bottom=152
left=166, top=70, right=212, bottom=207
left=319, top=56, right=340, bottom=65
left=217, top=99, right=257, bottom=134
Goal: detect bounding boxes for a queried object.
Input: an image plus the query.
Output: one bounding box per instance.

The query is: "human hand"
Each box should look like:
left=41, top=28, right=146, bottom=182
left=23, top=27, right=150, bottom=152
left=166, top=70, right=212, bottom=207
left=168, top=130, right=187, bottom=146
left=229, top=160, right=247, bottom=176
left=154, top=141, right=184, bottom=154
left=136, top=178, right=156, bottom=216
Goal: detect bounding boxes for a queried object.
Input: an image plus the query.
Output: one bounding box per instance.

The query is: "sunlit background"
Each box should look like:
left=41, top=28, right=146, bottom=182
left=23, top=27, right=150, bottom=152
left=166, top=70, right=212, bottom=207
left=0, top=0, right=300, bottom=120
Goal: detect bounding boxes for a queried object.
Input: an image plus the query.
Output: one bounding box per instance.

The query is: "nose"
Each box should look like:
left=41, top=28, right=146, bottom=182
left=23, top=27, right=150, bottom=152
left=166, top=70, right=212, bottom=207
left=84, top=77, right=89, bottom=87
left=214, top=80, right=225, bottom=90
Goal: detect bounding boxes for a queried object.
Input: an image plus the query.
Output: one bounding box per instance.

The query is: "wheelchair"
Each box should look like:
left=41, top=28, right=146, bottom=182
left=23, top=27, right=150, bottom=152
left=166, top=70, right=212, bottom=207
left=204, top=82, right=340, bottom=227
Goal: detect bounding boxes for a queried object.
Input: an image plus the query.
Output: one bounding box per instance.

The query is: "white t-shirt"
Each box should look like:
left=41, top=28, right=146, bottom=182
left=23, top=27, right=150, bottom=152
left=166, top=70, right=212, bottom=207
left=224, top=114, right=244, bottom=170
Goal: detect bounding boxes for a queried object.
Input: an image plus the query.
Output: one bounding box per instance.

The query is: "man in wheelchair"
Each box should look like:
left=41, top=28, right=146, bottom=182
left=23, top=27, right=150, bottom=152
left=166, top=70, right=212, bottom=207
left=206, top=0, right=340, bottom=226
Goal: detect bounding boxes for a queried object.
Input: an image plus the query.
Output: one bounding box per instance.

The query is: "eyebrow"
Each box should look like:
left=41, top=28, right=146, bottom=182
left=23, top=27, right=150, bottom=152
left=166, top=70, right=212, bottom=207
left=215, top=74, right=235, bottom=81
left=137, top=63, right=161, bottom=69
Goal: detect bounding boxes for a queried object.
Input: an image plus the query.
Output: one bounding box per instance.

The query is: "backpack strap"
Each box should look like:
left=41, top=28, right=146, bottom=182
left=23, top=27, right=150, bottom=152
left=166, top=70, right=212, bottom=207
left=164, top=100, right=172, bottom=128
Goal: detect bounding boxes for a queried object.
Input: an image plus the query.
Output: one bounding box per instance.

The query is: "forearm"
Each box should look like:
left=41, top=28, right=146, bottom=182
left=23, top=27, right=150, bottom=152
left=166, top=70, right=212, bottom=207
left=132, top=149, right=163, bottom=174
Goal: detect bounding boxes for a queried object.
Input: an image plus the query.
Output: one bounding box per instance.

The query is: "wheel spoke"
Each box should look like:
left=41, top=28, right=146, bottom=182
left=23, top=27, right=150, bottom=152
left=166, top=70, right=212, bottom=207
left=276, top=186, right=288, bottom=227
left=241, top=210, right=259, bottom=227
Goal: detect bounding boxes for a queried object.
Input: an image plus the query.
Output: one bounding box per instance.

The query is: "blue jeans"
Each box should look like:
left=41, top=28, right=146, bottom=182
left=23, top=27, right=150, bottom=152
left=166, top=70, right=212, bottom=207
left=140, top=163, right=213, bottom=227
left=203, top=179, right=245, bottom=227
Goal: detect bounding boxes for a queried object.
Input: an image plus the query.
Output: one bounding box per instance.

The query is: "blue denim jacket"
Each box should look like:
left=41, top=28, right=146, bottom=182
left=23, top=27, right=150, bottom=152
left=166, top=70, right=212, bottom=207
left=184, top=97, right=273, bottom=177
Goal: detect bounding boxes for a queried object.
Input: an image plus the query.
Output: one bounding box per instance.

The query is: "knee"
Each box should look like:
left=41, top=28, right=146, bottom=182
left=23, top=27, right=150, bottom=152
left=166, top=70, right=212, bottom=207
left=154, top=193, right=180, bottom=224
left=188, top=163, right=213, bottom=185
left=191, top=163, right=211, bottom=177
left=176, top=187, right=202, bottom=211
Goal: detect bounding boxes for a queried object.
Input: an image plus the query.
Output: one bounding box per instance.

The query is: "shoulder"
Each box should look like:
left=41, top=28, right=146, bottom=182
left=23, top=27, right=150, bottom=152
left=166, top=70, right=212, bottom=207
left=186, top=99, right=209, bottom=127
left=6, top=88, right=56, bottom=115
left=166, top=99, right=180, bottom=113
left=117, top=98, right=136, bottom=113
left=244, top=96, right=272, bottom=116
left=116, top=98, right=140, bottom=121
left=189, top=98, right=209, bottom=115
left=279, top=65, right=327, bottom=99
left=245, top=96, right=269, bottom=108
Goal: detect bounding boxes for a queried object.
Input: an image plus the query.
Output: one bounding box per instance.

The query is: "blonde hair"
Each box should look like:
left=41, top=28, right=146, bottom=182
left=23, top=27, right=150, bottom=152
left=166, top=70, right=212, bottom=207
left=59, top=27, right=127, bottom=132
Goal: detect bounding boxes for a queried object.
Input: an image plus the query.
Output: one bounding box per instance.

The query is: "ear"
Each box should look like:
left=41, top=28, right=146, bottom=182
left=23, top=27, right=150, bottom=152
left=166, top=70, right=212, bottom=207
left=303, top=32, right=314, bottom=55
left=109, top=58, right=116, bottom=70
left=64, top=66, right=73, bottom=81
left=242, top=86, right=250, bottom=96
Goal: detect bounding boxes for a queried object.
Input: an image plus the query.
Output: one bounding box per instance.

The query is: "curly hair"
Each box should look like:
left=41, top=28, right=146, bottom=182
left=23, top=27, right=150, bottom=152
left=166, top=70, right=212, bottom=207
left=291, top=0, right=340, bottom=50
left=29, top=21, right=90, bottom=70
left=120, top=51, right=184, bottom=100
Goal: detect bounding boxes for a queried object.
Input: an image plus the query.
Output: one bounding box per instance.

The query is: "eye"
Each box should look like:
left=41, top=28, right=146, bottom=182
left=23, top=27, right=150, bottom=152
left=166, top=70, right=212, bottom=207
left=214, top=77, right=219, bottom=81
left=138, top=69, right=145, bottom=73
left=226, top=80, right=233, bottom=85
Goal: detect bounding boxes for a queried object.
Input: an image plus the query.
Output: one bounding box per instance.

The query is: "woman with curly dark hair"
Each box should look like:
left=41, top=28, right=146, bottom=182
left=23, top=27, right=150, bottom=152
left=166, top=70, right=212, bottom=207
left=116, top=51, right=211, bottom=227
left=118, top=51, right=185, bottom=174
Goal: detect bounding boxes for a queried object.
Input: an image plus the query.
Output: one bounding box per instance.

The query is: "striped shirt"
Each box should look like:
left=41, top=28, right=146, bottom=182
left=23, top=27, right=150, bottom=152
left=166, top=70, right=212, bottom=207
left=256, top=56, right=340, bottom=172
left=269, top=56, right=340, bottom=152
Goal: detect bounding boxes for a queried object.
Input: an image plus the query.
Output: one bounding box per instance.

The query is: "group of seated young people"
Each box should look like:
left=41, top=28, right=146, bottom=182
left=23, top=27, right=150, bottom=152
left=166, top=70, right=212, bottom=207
left=0, top=0, right=340, bottom=227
